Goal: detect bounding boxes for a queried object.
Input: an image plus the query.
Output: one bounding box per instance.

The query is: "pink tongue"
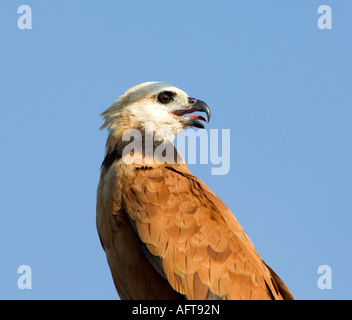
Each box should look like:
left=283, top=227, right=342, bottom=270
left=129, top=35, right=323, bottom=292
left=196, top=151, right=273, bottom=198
left=186, top=115, right=208, bottom=123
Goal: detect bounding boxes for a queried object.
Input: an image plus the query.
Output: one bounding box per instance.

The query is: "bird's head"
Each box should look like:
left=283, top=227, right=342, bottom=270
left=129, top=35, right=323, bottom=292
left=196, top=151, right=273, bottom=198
left=101, top=82, right=211, bottom=141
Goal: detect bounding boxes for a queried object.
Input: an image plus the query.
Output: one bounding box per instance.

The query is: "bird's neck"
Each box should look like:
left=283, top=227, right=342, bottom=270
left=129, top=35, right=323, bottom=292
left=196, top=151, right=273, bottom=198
left=102, top=127, right=185, bottom=171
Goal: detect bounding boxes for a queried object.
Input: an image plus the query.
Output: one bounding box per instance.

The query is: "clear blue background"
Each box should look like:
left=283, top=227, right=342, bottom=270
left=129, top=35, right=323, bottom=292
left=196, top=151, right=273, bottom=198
left=0, top=1, right=351, bottom=299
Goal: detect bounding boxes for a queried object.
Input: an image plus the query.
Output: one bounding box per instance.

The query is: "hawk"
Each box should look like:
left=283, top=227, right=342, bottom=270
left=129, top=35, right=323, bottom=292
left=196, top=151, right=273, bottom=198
left=96, top=82, right=294, bottom=300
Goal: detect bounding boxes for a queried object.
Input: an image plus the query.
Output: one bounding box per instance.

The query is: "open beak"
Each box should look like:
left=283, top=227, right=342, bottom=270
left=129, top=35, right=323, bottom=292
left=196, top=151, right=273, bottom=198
left=171, top=98, right=211, bottom=129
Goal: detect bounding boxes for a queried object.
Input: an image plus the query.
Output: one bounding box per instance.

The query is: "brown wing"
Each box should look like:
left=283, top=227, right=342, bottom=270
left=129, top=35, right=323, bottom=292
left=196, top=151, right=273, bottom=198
left=121, top=163, right=294, bottom=300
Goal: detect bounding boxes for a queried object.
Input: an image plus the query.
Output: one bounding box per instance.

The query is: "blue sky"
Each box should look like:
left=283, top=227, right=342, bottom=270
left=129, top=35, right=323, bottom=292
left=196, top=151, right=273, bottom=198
left=0, top=1, right=351, bottom=299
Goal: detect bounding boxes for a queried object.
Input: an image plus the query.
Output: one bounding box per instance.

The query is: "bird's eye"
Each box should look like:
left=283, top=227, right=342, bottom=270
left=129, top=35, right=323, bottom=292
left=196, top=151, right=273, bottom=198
left=157, top=91, right=174, bottom=104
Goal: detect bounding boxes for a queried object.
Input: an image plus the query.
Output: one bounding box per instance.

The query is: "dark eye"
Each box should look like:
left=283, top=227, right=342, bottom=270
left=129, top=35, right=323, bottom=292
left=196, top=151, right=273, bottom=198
left=157, top=91, right=174, bottom=104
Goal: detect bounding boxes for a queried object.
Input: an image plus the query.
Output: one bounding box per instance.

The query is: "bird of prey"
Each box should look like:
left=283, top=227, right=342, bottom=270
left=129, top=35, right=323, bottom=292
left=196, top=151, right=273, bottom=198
left=96, top=82, right=294, bottom=300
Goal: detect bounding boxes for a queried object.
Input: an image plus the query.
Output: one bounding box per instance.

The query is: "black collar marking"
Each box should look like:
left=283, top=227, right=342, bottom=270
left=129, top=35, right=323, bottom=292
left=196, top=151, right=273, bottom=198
left=101, top=149, right=122, bottom=171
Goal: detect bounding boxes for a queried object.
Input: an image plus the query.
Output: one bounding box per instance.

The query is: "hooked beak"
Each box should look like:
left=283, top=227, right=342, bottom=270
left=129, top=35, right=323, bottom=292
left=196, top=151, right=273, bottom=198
left=171, top=97, right=211, bottom=129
